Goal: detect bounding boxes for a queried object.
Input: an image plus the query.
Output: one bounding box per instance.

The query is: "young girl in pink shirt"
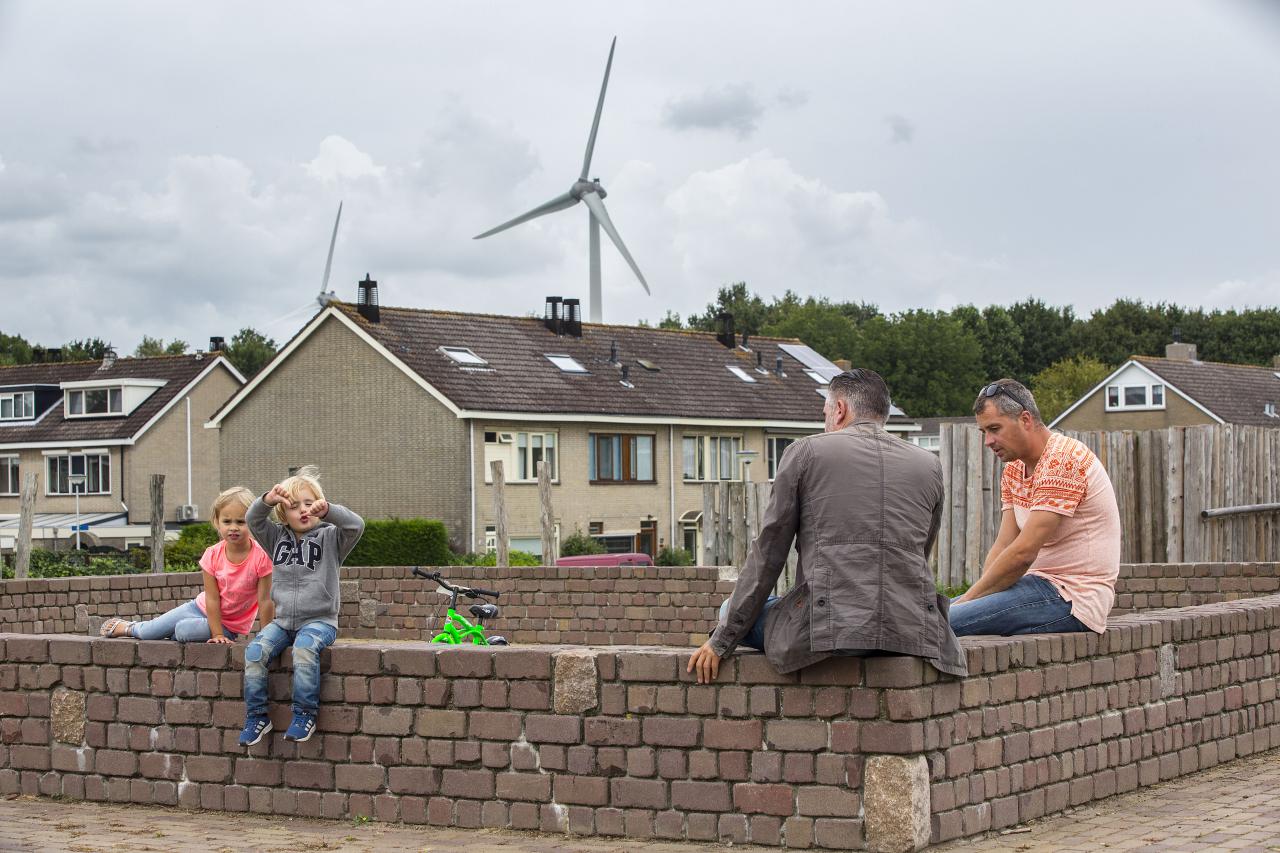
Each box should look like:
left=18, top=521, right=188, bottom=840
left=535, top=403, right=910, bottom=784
left=98, top=487, right=274, bottom=642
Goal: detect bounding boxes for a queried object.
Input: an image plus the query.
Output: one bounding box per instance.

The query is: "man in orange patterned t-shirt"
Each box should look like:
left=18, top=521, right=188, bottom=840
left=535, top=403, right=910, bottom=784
left=949, top=379, right=1121, bottom=636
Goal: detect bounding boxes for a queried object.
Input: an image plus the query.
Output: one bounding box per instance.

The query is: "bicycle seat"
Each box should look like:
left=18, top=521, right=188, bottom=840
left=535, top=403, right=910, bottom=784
left=469, top=603, right=499, bottom=620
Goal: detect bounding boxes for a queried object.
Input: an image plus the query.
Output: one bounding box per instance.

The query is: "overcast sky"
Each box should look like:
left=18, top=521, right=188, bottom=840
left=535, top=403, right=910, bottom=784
left=2, top=1, right=1278, bottom=354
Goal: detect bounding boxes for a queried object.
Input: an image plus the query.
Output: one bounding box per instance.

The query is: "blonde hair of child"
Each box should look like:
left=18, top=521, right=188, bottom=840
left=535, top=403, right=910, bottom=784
left=270, top=465, right=326, bottom=525
left=211, top=486, right=254, bottom=523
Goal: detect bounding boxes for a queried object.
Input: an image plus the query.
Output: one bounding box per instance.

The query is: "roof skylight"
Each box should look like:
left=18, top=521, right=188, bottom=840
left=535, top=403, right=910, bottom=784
left=727, top=365, right=757, bottom=383
left=440, top=346, right=488, bottom=366
left=545, top=354, right=589, bottom=374
left=637, top=359, right=660, bottom=372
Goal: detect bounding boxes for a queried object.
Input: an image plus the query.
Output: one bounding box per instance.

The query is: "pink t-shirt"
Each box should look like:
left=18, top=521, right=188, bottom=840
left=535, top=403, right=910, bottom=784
left=1001, top=432, right=1122, bottom=633
left=195, top=540, right=273, bottom=635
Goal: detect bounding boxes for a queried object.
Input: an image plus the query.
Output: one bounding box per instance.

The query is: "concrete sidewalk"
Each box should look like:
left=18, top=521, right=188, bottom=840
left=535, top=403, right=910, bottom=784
left=2, top=748, right=1278, bottom=853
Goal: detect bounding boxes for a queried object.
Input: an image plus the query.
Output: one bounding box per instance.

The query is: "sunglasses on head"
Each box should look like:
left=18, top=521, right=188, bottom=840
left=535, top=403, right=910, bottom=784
left=980, top=383, right=1027, bottom=411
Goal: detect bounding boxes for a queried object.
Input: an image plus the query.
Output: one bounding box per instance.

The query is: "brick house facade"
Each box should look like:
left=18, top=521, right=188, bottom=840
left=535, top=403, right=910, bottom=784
left=209, top=291, right=918, bottom=558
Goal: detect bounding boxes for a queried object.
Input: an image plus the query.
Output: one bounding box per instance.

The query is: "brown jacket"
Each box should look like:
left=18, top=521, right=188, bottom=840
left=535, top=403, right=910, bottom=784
left=710, top=421, right=967, bottom=677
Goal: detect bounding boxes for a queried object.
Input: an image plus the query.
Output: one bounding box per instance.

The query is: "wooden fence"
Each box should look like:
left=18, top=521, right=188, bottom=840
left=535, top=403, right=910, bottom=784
left=935, top=423, right=1280, bottom=587
left=700, top=482, right=797, bottom=593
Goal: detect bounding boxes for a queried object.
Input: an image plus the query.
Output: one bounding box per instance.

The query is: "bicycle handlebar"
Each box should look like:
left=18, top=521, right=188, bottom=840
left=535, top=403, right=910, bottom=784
left=410, top=567, right=500, bottom=600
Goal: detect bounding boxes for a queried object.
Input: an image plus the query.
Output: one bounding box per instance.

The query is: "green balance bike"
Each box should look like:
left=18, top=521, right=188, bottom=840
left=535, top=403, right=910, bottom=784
left=412, top=567, right=508, bottom=645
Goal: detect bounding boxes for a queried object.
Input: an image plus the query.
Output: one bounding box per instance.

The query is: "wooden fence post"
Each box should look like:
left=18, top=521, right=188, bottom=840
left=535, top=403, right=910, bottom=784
left=15, top=473, right=36, bottom=579
left=490, top=460, right=508, bottom=568
left=701, top=484, right=716, bottom=565
left=150, top=474, right=165, bottom=574
left=538, top=460, right=555, bottom=565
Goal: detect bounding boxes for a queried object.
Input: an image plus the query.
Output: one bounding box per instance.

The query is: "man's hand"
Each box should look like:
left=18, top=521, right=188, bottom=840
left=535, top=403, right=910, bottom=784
left=265, top=484, right=293, bottom=508
left=687, top=641, right=722, bottom=685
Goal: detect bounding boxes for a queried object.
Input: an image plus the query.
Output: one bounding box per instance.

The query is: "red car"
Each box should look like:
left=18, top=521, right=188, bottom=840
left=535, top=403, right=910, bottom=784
left=554, top=552, right=654, bottom=567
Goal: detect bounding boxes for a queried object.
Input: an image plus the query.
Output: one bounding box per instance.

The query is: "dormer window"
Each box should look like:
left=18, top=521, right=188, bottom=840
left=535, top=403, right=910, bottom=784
left=1105, top=382, right=1165, bottom=411
left=0, top=391, right=34, bottom=421
left=67, top=387, right=123, bottom=416
left=62, top=378, right=165, bottom=419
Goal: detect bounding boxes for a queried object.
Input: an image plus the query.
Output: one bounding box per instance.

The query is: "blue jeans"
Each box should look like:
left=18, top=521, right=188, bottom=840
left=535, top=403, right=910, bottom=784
left=949, top=574, right=1090, bottom=636
left=719, top=596, right=782, bottom=651
left=129, top=599, right=239, bottom=642
left=243, top=621, right=337, bottom=717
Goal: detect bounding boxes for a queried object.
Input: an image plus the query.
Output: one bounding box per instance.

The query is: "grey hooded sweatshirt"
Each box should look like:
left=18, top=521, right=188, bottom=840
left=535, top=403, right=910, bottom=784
left=247, top=496, right=365, bottom=631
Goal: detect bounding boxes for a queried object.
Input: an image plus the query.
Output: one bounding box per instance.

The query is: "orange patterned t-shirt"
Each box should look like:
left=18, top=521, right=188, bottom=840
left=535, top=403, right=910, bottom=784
left=1001, top=432, right=1121, bottom=632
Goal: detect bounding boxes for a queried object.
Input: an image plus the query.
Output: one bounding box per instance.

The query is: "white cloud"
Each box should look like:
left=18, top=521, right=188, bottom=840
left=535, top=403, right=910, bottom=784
left=1204, top=270, right=1280, bottom=308
left=303, top=136, right=386, bottom=183
left=661, top=84, right=766, bottom=139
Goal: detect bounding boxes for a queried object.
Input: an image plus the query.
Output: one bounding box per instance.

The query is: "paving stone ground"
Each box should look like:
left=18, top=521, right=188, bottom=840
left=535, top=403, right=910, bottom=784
left=1, top=749, right=1278, bottom=853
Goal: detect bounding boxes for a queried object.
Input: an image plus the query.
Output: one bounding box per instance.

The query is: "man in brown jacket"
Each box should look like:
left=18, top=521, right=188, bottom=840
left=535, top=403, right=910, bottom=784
left=688, top=369, right=967, bottom=682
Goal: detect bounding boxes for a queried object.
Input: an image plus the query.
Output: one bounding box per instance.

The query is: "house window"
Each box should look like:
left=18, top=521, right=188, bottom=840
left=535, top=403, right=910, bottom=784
left=766, top=436, right=802, bottom=479
left=440, top=346, right=487, bottom=366
left=680, top=510, right=702, bottom=558
left=0, top=392, right=35, bottom=421
left=66, top=387, right=123, bottom=417
left=726, top=365, right=757, bottom=383
left=483, top=430, right=557, bottom=483
left=1105, top=382, right=1166, bottom=412
left=545, top=354, right=588, bottom=374
left=910, top=435, right=942, bottom=453
left=1, top=456, right=18, bottom=495
left=46, top=452, right=111, bottom=495
left=589, top=433, right=655, bottom=483
left=682, top=435, right=743, bottom=482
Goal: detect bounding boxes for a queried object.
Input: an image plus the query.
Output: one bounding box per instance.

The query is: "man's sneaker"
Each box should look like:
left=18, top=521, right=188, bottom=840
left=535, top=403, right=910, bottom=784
left=238, top=715, right=272, bottom=747
left=283, top=711, right=316, bottom=743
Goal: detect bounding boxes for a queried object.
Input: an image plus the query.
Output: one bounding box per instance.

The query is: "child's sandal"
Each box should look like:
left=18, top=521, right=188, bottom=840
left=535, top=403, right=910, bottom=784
left=98, top=617, right=133, bottom=638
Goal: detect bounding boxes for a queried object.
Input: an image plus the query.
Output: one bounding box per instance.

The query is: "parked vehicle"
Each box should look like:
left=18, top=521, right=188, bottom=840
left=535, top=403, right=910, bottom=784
left=554, top=552, right=654, bottom=567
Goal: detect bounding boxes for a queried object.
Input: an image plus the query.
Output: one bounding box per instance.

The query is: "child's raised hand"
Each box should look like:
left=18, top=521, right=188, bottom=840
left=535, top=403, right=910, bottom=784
left=265, top=484, right=293, bottom=508
left=310, top=498, right=329, bottom=518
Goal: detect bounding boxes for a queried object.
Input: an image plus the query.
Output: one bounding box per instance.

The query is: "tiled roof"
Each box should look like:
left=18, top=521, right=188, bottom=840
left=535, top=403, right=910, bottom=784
left=0, top=354, right=224, bottom=444
left=331, top=303, right=834, bottom=423
left=1135, top=356, right=1280, bottom=426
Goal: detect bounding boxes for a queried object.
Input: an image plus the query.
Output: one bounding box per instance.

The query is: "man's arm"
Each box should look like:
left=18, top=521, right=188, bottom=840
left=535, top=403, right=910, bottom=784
left=956, top=509, right=1063, bottom=602
left=687, top=440, right=807, bottom=683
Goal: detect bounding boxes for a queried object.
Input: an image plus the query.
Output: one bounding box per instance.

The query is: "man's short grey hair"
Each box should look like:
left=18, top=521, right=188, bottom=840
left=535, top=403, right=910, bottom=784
left=829, top=368, right=890, bottom=424
left=973, top=378, right=1042, bottom=424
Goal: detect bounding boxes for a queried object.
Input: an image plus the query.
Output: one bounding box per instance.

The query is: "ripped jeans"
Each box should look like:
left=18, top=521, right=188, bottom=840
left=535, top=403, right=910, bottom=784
left=242, top=621, right=337, bottom=717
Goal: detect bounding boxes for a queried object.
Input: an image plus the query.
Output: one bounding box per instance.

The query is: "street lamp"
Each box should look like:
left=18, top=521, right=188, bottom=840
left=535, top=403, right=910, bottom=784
left=69, top=471, right=87, bottom=551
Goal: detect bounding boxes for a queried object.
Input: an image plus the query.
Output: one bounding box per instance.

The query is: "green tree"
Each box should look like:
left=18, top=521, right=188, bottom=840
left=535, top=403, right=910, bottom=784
left=657, top=310, right=684, bottom=330
left=1006, top=299, right=1079, bottom=380
left=1072, top=299, right=1176, bottom=367
left=133, top=336, right=189, bottom=357
left=62, top=338, right=112, bottom=362
left=223, top=328, right=277, bottom=378
left=1198, top=308, right=1280, bottom=365
left=952, top=305, right=1024, bottom=383
left=762, top=295, right=858, bottom=362
left=835, top=300, right=881, bottom=328
left=1031, top=355, right=1113, bottom=423
left=0, top=331, right=33, bottom=366
left=686, top=283, right=772, bottom=335
left=855, top=310, right=985, bottom=417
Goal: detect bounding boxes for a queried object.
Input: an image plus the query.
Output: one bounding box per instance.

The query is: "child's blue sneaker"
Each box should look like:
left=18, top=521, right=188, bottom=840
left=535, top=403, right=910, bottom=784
left=238, top=715, right=272, bottom=747
left=283, top=711, right=316, bottom=743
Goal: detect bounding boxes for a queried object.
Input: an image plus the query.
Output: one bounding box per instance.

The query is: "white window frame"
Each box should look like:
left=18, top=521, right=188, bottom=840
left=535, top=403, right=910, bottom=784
left=0, top=391, right=35, bottom=421
left=45, top=451, right=112, bottom=495
left=726, top=365, right=757, bottom=384
left=483, top=430, right=558, bottom=483
left=766, top=436, right=804, bottom=479
left=65, top=387, right=124, bottom=418
left=545, top=354, right=588, bottom=374
left=440, top=346, right=488, bottom=366
left=1104, top=382, right=1166, bottom=412
left=682, top=434, right=744, bottom=482
left=910, top=435, right=942, bottom=453
left=0, top=455, right=18, bottom=495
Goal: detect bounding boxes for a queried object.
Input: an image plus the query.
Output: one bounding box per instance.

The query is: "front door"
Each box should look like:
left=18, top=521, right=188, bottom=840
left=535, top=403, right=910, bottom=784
left=637, top=519, right=657, bottom=557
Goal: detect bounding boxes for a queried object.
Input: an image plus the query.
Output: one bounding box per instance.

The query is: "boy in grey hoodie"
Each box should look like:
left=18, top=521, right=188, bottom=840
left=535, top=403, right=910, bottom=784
left=238, top=466, right=364, bottom=747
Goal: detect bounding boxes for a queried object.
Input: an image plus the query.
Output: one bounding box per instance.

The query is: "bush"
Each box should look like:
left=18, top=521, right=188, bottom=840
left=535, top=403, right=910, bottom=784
left=164, top=522, right=218, bottom=569
left=345, top=519, right=451, bottom=567
left=451, top=549, right=540, bottom=567
left=2, top=549, right=144, bottom=579
left=655, top=547, right=694, bottom=566
left=560, top=528, right=605, bottom=557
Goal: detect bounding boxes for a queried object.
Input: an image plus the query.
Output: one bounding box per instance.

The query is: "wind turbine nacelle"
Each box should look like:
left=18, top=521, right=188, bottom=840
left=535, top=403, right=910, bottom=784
left=571, top=179, right=607, bottom=200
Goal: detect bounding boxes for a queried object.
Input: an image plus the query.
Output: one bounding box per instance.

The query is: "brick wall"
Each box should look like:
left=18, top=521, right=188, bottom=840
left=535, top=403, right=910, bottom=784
left=0, top=566, right=731, bottom=646
left=3, top=592, right=1280, bottom=849
left=1113, top=562, right=1280, bottom=613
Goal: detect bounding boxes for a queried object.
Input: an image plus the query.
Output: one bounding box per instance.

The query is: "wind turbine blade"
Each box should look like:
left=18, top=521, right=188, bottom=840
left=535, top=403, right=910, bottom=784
left=474, top=191, right=579, bottom=240
left=319, top=200, right=343, bottom=296
left=580, top=37, right=616, bottom=181
left=263, top=301, right=320, bottom=329
left=581, top=191, right=650, bottom=295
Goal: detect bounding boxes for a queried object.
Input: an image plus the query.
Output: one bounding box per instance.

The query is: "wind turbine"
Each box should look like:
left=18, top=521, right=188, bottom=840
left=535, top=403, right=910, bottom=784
left=264, top=201, right=343, bottom=330
left=474, top=37, right=649, bottom=324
